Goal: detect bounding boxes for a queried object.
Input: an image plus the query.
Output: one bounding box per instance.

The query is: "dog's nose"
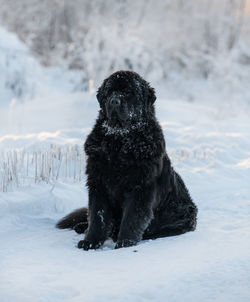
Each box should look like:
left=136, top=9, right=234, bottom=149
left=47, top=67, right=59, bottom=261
left=110, top=97, right=121, bottom=108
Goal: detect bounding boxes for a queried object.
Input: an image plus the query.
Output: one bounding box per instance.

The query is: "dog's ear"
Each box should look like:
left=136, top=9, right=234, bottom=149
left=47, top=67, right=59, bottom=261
left=96, top=85, right=104, bottom=107
left=148, top=86, right=156, bottom=105
left=97, top=78, right=108, bottom=107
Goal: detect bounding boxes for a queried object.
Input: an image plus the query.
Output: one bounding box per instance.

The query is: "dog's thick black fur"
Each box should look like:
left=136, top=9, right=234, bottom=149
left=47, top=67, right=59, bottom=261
left=57, top=70, right=197, bottom=250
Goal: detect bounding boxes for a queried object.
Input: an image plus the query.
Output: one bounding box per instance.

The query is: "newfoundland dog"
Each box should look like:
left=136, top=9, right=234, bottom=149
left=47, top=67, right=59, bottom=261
left=56, top=70, right=197, bottom=250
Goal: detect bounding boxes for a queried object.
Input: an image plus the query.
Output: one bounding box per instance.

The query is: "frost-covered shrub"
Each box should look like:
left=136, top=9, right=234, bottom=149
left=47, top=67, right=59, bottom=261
left=0, top=145, right=85, bottom=192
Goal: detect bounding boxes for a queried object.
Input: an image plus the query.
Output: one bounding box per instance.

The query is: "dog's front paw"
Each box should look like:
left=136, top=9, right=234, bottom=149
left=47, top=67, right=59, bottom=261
left=115, top=239, right=137, bottom=249
left=77, top=239, right=102, bottom=251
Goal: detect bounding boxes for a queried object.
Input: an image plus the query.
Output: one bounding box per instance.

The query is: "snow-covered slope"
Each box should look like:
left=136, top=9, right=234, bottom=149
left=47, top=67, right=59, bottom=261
left=0, top=27, right=250, bottom=302
left=0, top=26, right=85, bottom=138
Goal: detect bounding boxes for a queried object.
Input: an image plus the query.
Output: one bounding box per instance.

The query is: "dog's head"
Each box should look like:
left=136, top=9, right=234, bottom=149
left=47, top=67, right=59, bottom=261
left=97, top=71, right=156, bottom=129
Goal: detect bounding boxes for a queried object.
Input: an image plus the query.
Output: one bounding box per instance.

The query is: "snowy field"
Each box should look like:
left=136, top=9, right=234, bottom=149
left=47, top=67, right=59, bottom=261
left=0, top=27, right=250, bottom=302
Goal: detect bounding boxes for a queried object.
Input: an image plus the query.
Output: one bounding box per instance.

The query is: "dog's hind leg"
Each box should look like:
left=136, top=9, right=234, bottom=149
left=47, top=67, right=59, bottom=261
left=143, top=219, right=195, bottom=239
left=143, top=205, right=197, bottom=240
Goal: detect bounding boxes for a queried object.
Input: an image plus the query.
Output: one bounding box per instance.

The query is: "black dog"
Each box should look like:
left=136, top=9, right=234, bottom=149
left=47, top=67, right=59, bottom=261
left=56, top=70, right=197, bottom=250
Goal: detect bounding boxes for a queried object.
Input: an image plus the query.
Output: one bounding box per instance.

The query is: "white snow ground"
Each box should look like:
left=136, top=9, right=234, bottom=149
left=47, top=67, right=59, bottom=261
left=0, top=27, right=250, bottom=302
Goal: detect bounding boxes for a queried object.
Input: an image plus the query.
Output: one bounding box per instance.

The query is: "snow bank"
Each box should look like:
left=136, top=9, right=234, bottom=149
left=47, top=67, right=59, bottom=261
left=1, top=95, right=250, bottom=301
left=0, top=27, right=83, bottom=104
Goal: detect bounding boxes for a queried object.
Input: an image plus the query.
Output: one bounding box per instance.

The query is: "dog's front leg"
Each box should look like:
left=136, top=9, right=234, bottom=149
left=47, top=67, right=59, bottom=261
left=115, top=184, right=155, bottom=249
left=78, top=187, right=112, bottom=250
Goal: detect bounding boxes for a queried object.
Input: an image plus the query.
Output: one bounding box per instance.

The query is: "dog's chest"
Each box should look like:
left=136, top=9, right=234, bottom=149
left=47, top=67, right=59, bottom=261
left=101, top=141, right=130, bottom=176
left=101, top=136, right=130, bottom=162
left=99, top=138, right=135, bottom=186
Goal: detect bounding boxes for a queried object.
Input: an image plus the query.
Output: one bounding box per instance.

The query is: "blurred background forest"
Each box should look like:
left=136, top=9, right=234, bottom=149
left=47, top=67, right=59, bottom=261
left=0, top=0, right=250, bottom=91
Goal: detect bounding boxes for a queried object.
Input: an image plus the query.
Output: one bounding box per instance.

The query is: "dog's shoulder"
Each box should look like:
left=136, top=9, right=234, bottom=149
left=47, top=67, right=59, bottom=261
left=84, top=113, right=104, bottom=156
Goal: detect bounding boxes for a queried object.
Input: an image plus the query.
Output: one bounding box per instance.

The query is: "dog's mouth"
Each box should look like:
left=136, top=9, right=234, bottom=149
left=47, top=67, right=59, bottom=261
left=103, top=112, right=147, bottom=135
left=107, top=110, right=127, bottom=127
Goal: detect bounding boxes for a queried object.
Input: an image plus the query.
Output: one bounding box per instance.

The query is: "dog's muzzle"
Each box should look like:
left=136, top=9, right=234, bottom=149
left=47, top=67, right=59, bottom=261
left=106, top=96, right=125, bottom=123
left=107, top=96, right=120, bottom=116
